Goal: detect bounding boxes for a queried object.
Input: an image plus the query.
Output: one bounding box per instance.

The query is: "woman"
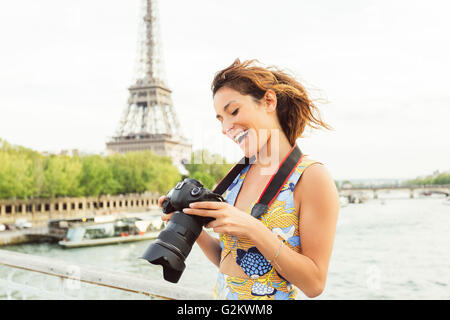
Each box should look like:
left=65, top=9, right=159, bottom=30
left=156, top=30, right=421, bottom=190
left=159, top=59, right=339, bottom=300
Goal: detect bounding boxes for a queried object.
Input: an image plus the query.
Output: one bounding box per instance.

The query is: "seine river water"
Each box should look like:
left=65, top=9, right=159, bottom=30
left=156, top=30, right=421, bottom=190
left=1, top=193, right=449, bottom=300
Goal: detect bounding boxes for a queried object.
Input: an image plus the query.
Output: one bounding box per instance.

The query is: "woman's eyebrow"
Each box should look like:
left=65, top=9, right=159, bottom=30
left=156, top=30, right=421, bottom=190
left=223, top=100, right=236, bottom=112
left=216, top=100, right=237, bottom=119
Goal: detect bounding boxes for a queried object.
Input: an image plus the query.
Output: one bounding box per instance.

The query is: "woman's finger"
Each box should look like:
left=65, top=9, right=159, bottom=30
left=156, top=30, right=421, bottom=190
left=189, top=201, right=227, bottom=210
left=205, top=218, right=221, bottom=229
left=158, top=195, right=166, bottom=207
left=183, top=207, right=220, bottom=218
left=161, top=211, right=174, bottom=222
left=211, top=226, right=230, bottom=235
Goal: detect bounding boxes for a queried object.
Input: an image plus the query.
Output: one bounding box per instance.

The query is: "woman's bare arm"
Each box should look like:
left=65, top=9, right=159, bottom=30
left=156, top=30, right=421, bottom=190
left=195, top=230, right=222, bottom=268
left=248, top=163, right=339, bottom=298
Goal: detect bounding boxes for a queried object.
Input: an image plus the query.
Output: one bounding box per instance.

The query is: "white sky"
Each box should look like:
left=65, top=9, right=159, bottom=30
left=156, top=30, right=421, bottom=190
left=0, top=0, right=449, bottom=180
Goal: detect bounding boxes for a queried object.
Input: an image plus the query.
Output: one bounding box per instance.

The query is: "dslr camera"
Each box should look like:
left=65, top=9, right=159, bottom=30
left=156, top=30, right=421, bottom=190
left=141, top=178, right=225, bottom=283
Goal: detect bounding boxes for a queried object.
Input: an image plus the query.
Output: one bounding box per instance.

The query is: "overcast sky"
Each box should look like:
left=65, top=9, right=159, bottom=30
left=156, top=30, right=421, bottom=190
left=0, top=0, right=449, bottom=181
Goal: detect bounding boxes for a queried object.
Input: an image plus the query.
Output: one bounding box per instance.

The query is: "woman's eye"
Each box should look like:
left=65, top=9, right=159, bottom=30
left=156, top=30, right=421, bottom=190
left=231, top=108, right=239, bottom=116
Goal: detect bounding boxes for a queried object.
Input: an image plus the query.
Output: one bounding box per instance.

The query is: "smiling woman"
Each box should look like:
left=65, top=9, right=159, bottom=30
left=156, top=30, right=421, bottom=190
left=161, top=59, right=339, bottom=300
left=212, top=59, right=332, bottom=144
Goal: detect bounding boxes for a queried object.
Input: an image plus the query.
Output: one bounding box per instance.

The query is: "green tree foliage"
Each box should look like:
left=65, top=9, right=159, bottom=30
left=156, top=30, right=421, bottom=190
left=0, top=139, right=38, bottom=199
left=185, top=149, right=233, bottom=190
left=41, top=155, right=83, bottom=198
left=434, top=173, right=450, bottom=185
left=0, top=139, right=236, bottom=200
left=0, top=151, right=35, bottom=199
left=107, top=151, right=180, bottom=195
left=79, top=155, right=119, bottom=197
left=406, top=172, right=450, bottom=185
left=0, top=139, right=181, bottom=200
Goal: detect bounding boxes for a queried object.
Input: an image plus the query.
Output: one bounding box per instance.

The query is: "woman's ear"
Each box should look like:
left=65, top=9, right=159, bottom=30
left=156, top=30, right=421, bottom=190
left=264, top=90, right=277, bottom=113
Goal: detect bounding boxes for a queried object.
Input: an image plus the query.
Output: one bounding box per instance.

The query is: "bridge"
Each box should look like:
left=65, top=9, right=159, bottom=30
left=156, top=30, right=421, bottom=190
left=339, top=184, right=450, bottom=203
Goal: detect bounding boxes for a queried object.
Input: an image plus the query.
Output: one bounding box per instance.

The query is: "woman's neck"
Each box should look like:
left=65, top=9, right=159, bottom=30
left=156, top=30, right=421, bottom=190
left=253, top=130, right=293, bottom=176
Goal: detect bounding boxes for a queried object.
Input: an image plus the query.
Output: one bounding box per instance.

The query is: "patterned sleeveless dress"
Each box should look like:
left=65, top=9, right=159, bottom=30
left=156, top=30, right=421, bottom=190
left=213, top=157, right=320, bottom=300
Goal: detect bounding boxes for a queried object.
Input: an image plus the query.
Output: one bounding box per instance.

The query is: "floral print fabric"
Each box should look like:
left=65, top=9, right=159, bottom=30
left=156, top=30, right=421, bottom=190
left=214, top=158, right=320, bottom=300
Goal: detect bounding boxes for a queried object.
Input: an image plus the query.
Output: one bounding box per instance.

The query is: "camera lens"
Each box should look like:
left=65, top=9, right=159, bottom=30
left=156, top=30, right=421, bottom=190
left=141, top=210, right=203, bottom=283
left=141, top=178, right=224, bottom=283
left=190, top=187, right=201, bottom=196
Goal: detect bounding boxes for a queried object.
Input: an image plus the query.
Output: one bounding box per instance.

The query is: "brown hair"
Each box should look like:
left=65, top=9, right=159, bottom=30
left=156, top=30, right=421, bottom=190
left=211, top=58, right=332, bottom=145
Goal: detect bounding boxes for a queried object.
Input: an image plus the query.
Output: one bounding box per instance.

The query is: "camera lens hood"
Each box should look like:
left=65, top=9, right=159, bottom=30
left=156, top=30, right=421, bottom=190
left=140, top=239, right=186, bottom=283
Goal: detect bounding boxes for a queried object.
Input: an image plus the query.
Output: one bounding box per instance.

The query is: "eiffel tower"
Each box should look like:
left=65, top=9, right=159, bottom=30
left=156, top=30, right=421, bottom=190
left=106, top=0, right=191, bottom=175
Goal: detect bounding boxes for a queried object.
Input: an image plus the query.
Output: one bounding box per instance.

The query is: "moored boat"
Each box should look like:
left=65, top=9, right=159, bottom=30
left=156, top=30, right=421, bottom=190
left=57, top=215, right=164, bottom=248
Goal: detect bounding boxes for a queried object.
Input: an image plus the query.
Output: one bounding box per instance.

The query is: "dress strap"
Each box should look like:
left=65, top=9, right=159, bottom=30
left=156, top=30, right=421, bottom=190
left=290, top=158, right=323, bottom=186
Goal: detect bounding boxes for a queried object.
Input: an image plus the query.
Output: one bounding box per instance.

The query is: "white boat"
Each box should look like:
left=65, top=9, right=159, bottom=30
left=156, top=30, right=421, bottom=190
left=339, top=196, right=349, bottom=207
left=58, top=216, right=163, bottom=248
left=58, top=231, right=160, bottom=248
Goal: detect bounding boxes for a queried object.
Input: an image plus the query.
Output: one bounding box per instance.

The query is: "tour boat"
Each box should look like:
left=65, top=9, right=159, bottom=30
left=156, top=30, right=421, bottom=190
left=56, top=215, right=163, bottom=248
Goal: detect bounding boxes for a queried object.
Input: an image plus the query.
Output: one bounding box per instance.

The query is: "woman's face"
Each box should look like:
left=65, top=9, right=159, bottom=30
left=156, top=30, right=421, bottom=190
left=213, top=86, right=278, bottom=158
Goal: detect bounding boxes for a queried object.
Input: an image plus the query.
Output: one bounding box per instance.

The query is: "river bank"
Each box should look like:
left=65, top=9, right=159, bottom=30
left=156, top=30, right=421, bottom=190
left=1, top=196, right=449, bottom=299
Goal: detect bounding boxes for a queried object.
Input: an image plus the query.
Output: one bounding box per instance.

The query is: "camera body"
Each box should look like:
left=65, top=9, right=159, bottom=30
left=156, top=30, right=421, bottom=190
left=141, top=178, right=225, bottom=283
left=162, top=178, right=223, bottom=226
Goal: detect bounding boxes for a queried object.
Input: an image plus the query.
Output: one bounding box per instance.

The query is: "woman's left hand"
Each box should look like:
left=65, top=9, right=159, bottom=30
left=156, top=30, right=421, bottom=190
left=182, top=201, right=260, bottom=238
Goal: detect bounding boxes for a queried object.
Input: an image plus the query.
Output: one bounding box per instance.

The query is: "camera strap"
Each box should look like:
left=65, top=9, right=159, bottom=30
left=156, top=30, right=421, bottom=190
left=213, top=143, right=303, bottom=219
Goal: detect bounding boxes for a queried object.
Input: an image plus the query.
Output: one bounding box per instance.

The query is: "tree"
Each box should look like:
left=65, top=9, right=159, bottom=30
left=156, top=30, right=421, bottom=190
left=433, top=173, right=450, bottom=185
left=0, top=138, right=185, bottom=199
left=406, top=171, right=450, bottom=186
left=185, top=149, right=233, bottom=190
left=0, top=152, right=33, bottom=199
left=79, top=155, right=120, bottom=196
left=107, top=151, right=181, bottom=195
left=0, top=145, right=36, bottom=199
left=41, top=155, right=83, bottom=198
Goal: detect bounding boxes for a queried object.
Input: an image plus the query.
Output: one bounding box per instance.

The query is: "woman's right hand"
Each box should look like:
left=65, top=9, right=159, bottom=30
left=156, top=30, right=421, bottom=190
left=158, top=195, right=174, bottom=224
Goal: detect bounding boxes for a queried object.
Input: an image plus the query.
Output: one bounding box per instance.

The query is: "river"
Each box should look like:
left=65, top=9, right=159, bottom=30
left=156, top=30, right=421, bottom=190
left=1, top=194, right=449, bottom=299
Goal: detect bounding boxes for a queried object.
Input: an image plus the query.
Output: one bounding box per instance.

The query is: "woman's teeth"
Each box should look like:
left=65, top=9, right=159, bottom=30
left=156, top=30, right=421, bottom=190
left=235, top=130, right=249, bottom=144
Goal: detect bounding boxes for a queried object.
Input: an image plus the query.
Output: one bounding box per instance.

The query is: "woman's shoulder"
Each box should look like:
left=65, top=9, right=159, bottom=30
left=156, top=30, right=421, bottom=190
left=294, top=157, right=338, bottom=203
left=296, top=156, right=331, bottom=184
left=294, top=155, right=322, bottom=175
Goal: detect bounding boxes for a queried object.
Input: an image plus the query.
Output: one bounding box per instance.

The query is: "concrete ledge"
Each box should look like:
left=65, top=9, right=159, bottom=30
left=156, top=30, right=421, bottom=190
left=0, top=230, right=31, bottom=246
left=0, top=249, right=213, bottom=300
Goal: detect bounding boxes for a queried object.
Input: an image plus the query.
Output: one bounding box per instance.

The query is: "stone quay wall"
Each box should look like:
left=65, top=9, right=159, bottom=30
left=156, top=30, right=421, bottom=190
left=0, top=193, right=161, bottom=227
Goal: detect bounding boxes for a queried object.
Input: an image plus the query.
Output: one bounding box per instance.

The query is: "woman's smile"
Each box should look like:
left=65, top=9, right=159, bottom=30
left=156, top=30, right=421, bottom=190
left=234, top=129, right=249, bottom=144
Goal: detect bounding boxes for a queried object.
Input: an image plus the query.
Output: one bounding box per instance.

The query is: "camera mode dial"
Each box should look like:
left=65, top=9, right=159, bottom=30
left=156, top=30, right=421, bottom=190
left=190, top=187, right=201, bottom=196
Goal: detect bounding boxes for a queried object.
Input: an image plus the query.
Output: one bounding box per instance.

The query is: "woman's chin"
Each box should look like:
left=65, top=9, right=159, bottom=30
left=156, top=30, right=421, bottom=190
left=242, top=149, right=256, bottom=160
left=239, top=138, right=259, bottom=160
left=236, top=129, right=266, bottom=160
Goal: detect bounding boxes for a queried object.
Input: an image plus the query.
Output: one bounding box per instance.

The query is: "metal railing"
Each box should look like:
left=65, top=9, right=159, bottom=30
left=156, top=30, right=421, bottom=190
left=0, top=249, right=212, bottom=300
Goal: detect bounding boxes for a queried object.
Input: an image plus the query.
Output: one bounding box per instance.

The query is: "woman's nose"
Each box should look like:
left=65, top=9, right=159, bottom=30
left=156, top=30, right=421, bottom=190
left=222, top=121, right=234, bottom=136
